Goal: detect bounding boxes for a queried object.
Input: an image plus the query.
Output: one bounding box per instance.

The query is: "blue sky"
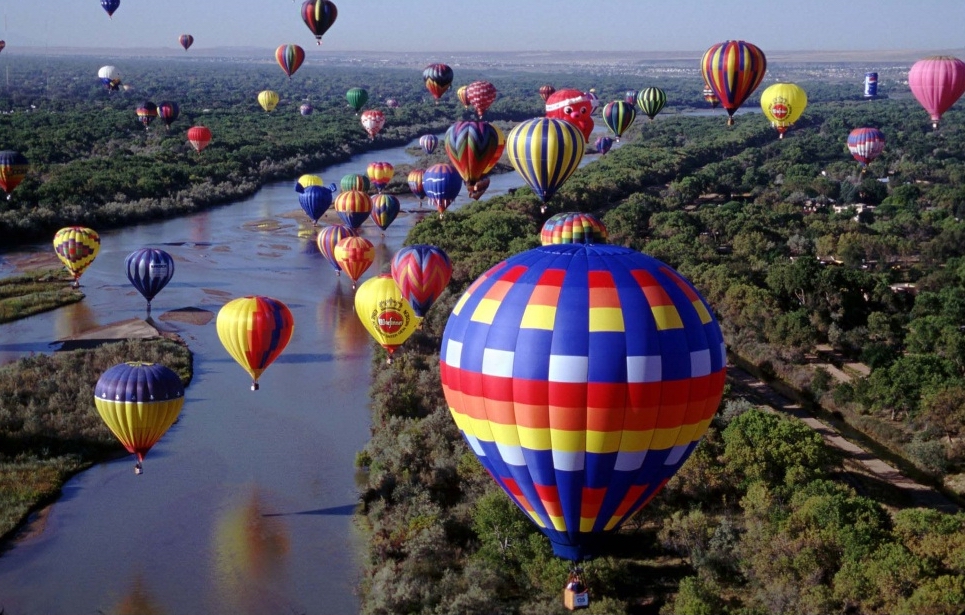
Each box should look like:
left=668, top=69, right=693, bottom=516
left=1, top=0, right=962, bottom=52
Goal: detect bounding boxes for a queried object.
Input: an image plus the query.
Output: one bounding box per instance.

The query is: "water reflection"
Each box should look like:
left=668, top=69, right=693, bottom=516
left=212, top=486, right=291, bottom=614
left=112, top=573, right=167, bottom=615
left=54, top=299, right=100, bottom=339
left=318, top=281, right=370, bottom=360
left=189, top=211, right=211, bottom=245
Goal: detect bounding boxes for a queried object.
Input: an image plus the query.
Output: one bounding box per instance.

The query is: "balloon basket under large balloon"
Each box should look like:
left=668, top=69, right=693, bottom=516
left=134, top=462, right=143, bottom=475
left=727, top=117, right=735, bottom=126
left=563, top=568, right=589, bottom=611
left=251, top=381, right=260, bottom=391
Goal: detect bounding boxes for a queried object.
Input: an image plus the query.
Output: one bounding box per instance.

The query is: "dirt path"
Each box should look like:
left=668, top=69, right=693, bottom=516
left=727, top=365, right=960, bottom=513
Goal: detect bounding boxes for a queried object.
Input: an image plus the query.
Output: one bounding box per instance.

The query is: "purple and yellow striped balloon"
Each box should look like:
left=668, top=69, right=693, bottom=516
left=440, top=243, right=726, bottom=561
left=316, top=224, right=358, bottom=274
left=506, top=118, right=584, bottom=208
left=370, top=193, right=401, bottom=232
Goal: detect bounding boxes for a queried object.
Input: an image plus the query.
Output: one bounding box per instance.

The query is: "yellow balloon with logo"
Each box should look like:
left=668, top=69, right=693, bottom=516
left=258, top=90, right=279, bottom=112
left=354, top=274, right=419, bottom=363
left=760, top=83, right=807, bottom=139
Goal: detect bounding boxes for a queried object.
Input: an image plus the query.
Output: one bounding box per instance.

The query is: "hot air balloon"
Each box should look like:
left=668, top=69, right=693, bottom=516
left=620, top=90, right=636, bottom=107
left=407, top=169, right=426, bottom=203
left=340, top=173, right=370, bottom=193
left=258, top=90, right=279, bottom=112
left=466, top=80, right=498, bottom=119
left=346, top=87, right=368, bottom=114
left=360, top=109, right=385, bottom=139
left=217, top=296, right=294, bottom=391
left=702, top=84, right=720, bottom=109
left=760, top=83, right=807, bottom=139
left=187, top=126, right=212, bottom=154
left=539, top=84, right=556, bottom=102
left=386, top=98, right=400, bottom=109
left=366, top=161, right=394, bottom=193
left=98, top=65, right=121, bottom=91
left=444, top=121, right=506, bottom=195
left=540, top=212, right=608, bottom=245
left=637, top=87, right=667, bottom=121
left=125, top=248, right=175, bottom=315
left=0, top=41, right=5, bottom=54
left=301, top=0, right=338, bottom=45
left=0, top=150, right=29, bottom=197
left=468, top=176, right=490, bottom=200
left=333, top=189, right=371, bottom=229
left=594, top=136, right=613, bottom=155
left=419, top=134, right=438, bottom=155
left=701, top=40, right=767, bottom=125
left=157, top=101, right=180, bottom=129
left=457, top=85, right=471, bottom=110
left=908, top=55, right=965, bottom=129
left=440, top=243, right=726, bottom=562
left=298, top=184, right=336, bottom=225
left=506, top=117, right=585, bottom=213
left=300, top=103, right=314, bottom=116
left=847, top=127, right=885, bottom=167
left=316, top=224, right=358, bottom=275
left=94, top=362, right=184, bottom=474
left=179, top=34, right=194, bottom=51
left=275, top=44, right=305, bottom=80
left=545, top=89, right=595, bottom=143
left=135, top=101, right=158, bottom=129
left=864, top=72, right=878, bottom=98
left=390, top=244, right=452, bottom=318
left=296, top=174, right=323, bottom=191
left=602, top=101, right=636, bottom=141
left=370, top=193, right=401, bottom=234
left=101, top=0, right=120, bottom=19
left=334, top=235, right=375, bottom=288
left=53, top=226, right=100, bottom=288
left=355, top=275, right=419, bottom=362
left=585, top=90, right=600, bottom=114
left=423, top=162, right=462, bottom=216
left=423, top=63, right=454, bottom=101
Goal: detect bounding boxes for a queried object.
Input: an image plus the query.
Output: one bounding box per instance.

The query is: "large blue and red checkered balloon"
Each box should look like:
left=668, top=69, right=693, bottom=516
left=440, top=243, right=726, bottom=561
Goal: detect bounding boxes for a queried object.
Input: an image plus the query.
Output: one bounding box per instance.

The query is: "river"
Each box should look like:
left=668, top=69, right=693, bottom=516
left=0, top=127, right=626, bottom=615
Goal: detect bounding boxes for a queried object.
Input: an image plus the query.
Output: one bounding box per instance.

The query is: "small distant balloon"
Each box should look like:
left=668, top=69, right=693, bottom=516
left=316, top=224, right=358, bottom=275
left=360, top=109, right=385, bottom=139
left=217, top=296, right=294, bottom=391
left=346, top=87, right=368, bottom=113
left=539, top=84, right=555, bottom=102
left=179, top=34, right=194, bottom=51
left=0, top=150, right=29, bottom=197
left=275, top=44, right=305, bottom=80
left=101, top=0, right=120, bottom=19
left=540, top=212, right=608, bottom=245
left=466, top=80, right=497, bottom=119
left=334, top=236, right=375, bottom=288
left=157, top=101, right=180, bottom=129
left=847, top=127, right=885, bottom=167
left=258, top=90, right=279, bottom=112
left=407, top=169, right=426, bottom=202
left=864, top=72, right=878, bottom=98
left=594, top=136, right=613, bottom=155
left=125, top=248, right=175, bottom=314
left=53, top=226, right=100, bottom=288
left=187, top=126, right=212, bottom=154
left=355, top=275, right=419, bottom=362
left=300, top=103, right=313, bottom=116
left=423, top=63, right=454, bottom=101
left=419, top=134, right=438, bottom=155
left=370, top=193, right=401, bottom=234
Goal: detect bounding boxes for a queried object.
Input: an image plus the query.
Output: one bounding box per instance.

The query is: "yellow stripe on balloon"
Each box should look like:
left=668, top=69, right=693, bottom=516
left=520, top=304, right=556, bottom=329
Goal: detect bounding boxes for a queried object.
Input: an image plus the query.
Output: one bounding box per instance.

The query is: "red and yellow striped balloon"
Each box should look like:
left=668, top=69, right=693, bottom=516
left=440, top=243, right=726, bottom=561
left=445, top=120, right=505, bottom=192
left=216, top=296, right=294, bottom=391
left=275, top=44, right=305, bottom=80
left=366, top=161, right=394, bottom=193
left=333, top=189, right=372, bottom=229
left=333, top=235, right=375, bottom=288
left=701, top=40, right=767, bottom=125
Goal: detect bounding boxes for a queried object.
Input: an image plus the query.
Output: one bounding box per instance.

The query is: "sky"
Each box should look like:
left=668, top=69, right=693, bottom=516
left=0, top=0, right=962, bottom=54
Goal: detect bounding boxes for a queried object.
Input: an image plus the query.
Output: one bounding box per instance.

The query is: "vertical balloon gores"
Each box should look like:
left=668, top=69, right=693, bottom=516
left=216, top=296, right=294, bottom=391
left=440, top=243, right=726, bottom=561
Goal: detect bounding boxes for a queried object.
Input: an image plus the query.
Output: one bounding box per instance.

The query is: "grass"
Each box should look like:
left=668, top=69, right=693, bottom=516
left=0, top=268, right=84, bottom=323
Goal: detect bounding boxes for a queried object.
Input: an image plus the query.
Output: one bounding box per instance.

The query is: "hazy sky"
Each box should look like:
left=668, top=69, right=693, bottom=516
left=1, top=0, right=962, bottom=53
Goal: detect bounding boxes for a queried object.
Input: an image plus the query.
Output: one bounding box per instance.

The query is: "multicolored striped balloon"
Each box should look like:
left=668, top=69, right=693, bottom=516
left=94, top=362, right=185, bottom=473
left=301, top=0, right=338, bottom=45
left=340, top=173, right=370, bottom=193
left=456, top=85, right=470, bottom=109
left=908, top=55, right=965, bottom=129
left=423, top=63, right=454, bottom=100
left=216, top=296, right=295, bottom=391
left=444, top=121, right=505, bottom=192
left=366, top=161, right=394, bottom=193
left=0, top=150, right=28, bottom=195
left=540, top=212, right=608, bottom=246
left=594, top=136, right=613, bottom=156
left=370, top=193, right=401, bottom=233
left=419, top=134, right=438, bottom=155
left=333, top=189, right=372, bottom=229
left=275, top=44, right=305, bottom=80
left=334, top=236, right=375, bottom=288
left=602, top=101, right=636, bottom=141
left=847, top=127, right=885, bottom=166
left=136, top=101, right=157, bottom=129
left=390, top=244, right=452, bottom=318
left=316, top=224, right=358, bottom=274
left=701, top=40, right=767, bottom=125
left=624, top=89, right=639, bottom=107
left=423, top=163, right=462, bottom=216
left=506, top=118, right=585, bottom=210
left=637, top=87, right=667, bottom=121
left=407, top=169, right=426, bottom=202
left=53, top=226, right=100, bottom=287
left=157, top=101, right=180, bottom=129
left=125, top=248, right=175, bottom=313
left=179, top=34, right=193, bottom=51
left=440, top=243, right=726, bottom=561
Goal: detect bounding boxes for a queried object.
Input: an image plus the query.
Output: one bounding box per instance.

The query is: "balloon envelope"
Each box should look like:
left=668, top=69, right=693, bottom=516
left=370, top=193, right=401, bottom=231
left=540, top=212, right=608, bottom=245
left=125, top=248, right=175, bottom=309
left=333, top=189, right=372, bottom=229
left=179, top=34, right=194, bottom=50
left=346, top=87, right=369, bottom=112
left=0, top=150, right=29, bottom=195
left=602, top=101, right=636, bottom=140
left=316, top=224, right=358, bottom=273
left=334, top=236, right=375, bottom=286
left=355, top=275, right=419, bottom=359
left=701, top=40, right=767, bottom=124
left=157, top=101, right=180, bottom=128
left=216, top=296, right=294, bottom=390
left=908, top=55, right=965, bottom=129
left=423, top=163, right=462, bottom=215
left=390, top=244, right=452, bottom=318
left=340, top=173, right=370, bottom=193
left=407, top=169, right=426, bottom=200
left=466, top=81, right=498, bottom=119
left=419, top=134, right=438, bottom=155
left=506, top=118, right=585, bottom=205
left=847, top=127, right=885, bottom=166
left=594, top=136, right=613, bottom=155
left=637, top=87, right=667, bottom=121
left=444, top=121, right=506, bottom=190
left=440, top=243, right=726, bottom=561
left=301, top=0, right=338, bottom=44
left=275, top=44, right=305, bottom=79
left=760, top=83, right=807, bottom=138
left=360, top=109, right=385, bottom=139
left=539, top=84, right=556, bottom=102
left=258, top=90, right=279, bottom=112
left=101, top=0, right=120, bottom=18
left=366, top=161, right=394, bottom=193
left=187, top=126, right=212, bottom=153
left=423, top=63, right=454, bottom=100
left=545, top=89, right=595, bottom=142
left=53, top=226, right=100, bottom=285
left=299, top=184, right=335, bottom=224
left=94, top=362, right=184, bottom=466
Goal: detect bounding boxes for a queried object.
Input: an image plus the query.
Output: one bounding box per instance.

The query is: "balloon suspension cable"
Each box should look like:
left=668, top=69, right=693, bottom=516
left=146, top=302, right=152, bottom=316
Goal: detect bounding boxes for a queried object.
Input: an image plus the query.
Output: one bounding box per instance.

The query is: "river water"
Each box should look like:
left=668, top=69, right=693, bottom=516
left=0, top=128, right=625, bottom=615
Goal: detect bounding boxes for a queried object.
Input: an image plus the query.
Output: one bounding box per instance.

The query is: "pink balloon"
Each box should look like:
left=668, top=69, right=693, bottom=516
left=908, top=55, right=965, bottom=129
